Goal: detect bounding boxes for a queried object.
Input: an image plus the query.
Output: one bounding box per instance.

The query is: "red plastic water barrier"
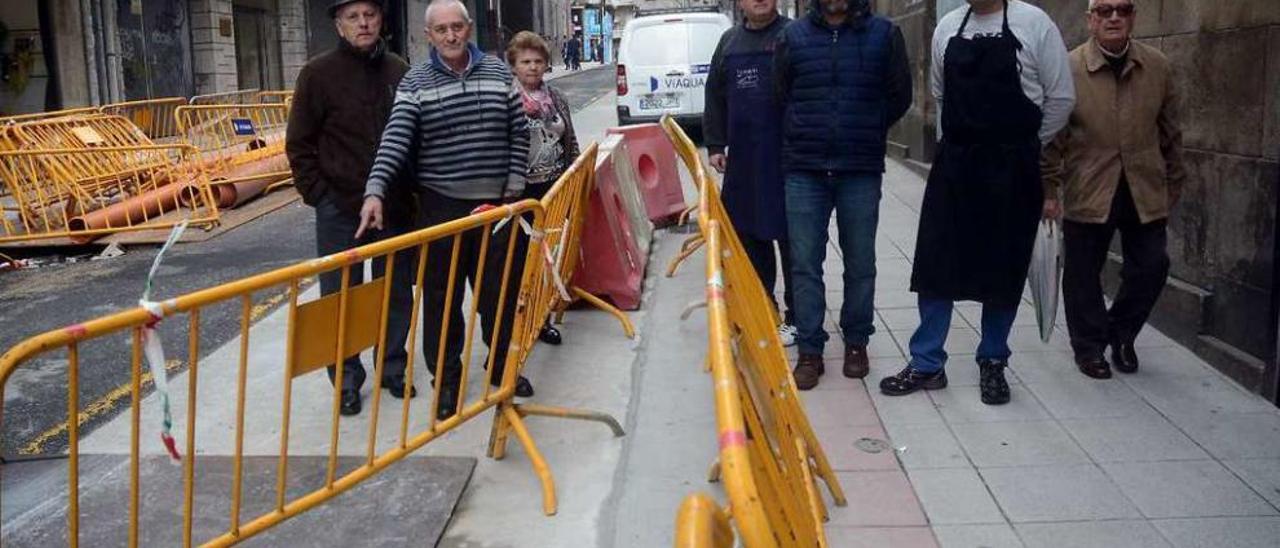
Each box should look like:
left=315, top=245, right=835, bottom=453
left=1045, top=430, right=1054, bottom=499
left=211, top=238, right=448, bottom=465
left=606, top=123, right=686, bottom=227
left=573, top=143, right=648, bottom=310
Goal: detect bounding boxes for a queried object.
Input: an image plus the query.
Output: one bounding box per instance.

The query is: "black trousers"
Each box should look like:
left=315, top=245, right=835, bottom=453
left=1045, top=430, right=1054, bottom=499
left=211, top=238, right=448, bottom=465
left=418, top=187, right=522, bottom=388
left=1062, top=181, right=1170, bottom=359
left=740, top=234, right=796, bottom=325
left=314, top=196, right=415, bottom=391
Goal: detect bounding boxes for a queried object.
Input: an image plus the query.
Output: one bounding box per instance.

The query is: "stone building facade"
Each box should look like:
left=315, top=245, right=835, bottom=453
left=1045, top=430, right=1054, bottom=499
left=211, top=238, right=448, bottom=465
left=875, top=0, right=1280, bottom=402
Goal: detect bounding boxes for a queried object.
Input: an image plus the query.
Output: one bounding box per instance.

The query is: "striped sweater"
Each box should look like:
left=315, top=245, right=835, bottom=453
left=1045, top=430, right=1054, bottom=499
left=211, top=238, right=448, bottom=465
left=365, top=43, right=529, bottom=201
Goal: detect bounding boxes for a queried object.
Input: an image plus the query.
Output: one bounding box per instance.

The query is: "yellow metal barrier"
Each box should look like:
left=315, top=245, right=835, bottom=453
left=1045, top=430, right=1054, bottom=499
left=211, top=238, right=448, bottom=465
left=0, top=144, right=220, bottom=244
left=8, top=113, right=154, bottom=150
left=174, top=104, right=291, bottom=207
left=0, top=107, right=99, bottom=126
left=664, top=116, right=848, bottom=547
left=174, top=104, right=288, bottom=170
left=100, top=97, right=189, bottom=141
left=0, top=146, right=621, bottom=545
left=189, top=89, right=262, bottom=106
left=675, top=492, right=734, bottom=548
left=255, top=90, right=294, bottom=104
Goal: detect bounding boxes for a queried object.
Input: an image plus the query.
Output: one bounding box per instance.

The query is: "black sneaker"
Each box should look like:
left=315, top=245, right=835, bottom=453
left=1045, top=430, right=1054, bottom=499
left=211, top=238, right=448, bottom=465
left=879, top=365, right=948, bottom=396
left=977, top=359, right=1011, bottom=405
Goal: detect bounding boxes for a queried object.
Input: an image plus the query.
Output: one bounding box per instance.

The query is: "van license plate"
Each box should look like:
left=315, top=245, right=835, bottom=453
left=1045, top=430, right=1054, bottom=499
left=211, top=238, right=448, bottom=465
left=639, top=94, right=679, bottom=110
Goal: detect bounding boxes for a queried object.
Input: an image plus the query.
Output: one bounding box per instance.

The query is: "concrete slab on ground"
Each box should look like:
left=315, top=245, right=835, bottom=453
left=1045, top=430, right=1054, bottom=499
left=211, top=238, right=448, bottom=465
left=2, top=454, right=473, bottom=546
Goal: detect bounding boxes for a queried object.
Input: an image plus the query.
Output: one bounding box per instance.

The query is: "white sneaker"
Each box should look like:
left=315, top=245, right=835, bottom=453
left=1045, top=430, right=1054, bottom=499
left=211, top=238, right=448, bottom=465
left=778, top=324, right=798, bottom=347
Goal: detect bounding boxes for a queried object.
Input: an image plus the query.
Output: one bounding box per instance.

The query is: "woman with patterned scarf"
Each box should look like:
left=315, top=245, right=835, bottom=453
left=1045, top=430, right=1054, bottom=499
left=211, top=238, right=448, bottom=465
left=507, top=31, right=581, bottom=345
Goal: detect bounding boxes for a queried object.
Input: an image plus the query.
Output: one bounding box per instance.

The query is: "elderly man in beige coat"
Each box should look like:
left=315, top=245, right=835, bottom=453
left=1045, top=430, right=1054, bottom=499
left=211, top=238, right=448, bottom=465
left=1042, top=0, right=1186, bottom=380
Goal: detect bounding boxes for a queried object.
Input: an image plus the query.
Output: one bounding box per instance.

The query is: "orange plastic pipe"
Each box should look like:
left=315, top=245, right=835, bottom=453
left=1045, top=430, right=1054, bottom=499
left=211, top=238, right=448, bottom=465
left=66, top=182, right=184, bottom=242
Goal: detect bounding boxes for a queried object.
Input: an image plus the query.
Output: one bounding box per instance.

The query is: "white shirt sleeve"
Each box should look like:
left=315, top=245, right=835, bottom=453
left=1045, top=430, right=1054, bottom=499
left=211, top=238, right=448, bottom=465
left=1034, top=17, right=1075, bottom=145
left=931, top=17, right=951, bottom=141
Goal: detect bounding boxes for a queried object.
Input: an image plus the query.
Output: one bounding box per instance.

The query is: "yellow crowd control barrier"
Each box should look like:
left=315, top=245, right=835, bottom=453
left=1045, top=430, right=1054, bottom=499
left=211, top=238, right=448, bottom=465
left=174, top=104, right=291, bottom=208
left=175, top=104, right=288, bottom=171
left=7, top=113, right=154, bottom=150
left=0, top=144, right=220, bottom=244
left=663, top=116, right=847, bottom=547
left=0, top=146, right=622, bottom=546
left=0, top=107, right=99, bottom=127
left=255, top=90, right=294, bottom=104
left=189, top=89, right=262, bottom=106
left=100, top=97, right=188, bottom=141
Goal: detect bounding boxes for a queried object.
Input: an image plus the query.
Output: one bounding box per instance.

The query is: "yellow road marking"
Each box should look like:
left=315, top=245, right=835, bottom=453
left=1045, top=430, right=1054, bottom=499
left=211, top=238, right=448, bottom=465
left=18, top=278, right=314, bottom=455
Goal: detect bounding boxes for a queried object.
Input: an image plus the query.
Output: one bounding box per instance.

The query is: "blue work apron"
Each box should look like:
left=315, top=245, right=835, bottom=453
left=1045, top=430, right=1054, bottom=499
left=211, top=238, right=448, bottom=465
left=721, top=48, right=787, bottom=241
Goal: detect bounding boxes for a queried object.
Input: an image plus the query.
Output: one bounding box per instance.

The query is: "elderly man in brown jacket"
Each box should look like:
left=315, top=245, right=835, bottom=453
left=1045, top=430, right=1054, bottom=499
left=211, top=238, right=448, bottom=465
left=286, top=0, right=416, bottom=416
left=1042, top=0, right=1185, bottom=380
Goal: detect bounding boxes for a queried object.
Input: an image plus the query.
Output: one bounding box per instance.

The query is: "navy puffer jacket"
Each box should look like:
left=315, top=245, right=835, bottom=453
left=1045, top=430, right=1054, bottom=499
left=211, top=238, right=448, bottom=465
left=775, top=0, right=912, bottom=174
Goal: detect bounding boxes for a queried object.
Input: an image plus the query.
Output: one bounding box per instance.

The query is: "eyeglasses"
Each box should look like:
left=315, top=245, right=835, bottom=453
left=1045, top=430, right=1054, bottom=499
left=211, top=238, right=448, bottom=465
left=1089, top=4, right=1135, bottom=18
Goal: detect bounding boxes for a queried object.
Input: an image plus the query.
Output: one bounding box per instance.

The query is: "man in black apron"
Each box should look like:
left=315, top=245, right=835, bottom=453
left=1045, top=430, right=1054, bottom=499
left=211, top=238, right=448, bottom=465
left=880, top=0, right=1075, bottom=405
left=704, top=0, right=795, bottom=346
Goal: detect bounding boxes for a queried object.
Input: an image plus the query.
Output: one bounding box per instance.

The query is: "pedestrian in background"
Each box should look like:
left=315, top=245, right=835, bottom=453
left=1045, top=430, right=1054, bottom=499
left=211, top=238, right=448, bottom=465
left=570, top=35, right=582, bottom=70
left=285, top=0, right=415, bottom=416
left=508, top=30, right=581, bottom=346
left=774, top=0, right=912, bottom=390
left=358, top=0, right=532, bottom=420
left=1042, top=0, right=1184, bottom=380
left=704, top=0, right=796, bottom=346
left=884, top=0, right=1075, bottom=405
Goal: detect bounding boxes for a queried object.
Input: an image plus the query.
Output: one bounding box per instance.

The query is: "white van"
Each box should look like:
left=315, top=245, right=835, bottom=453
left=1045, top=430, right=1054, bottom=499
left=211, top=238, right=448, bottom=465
left=615, top=12, right=732, bottom=128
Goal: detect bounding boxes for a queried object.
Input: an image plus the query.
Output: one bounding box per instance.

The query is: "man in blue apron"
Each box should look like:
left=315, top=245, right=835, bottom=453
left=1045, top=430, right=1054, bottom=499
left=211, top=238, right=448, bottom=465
left=774, top=0, right=912, bottom=390
left=704, top=0, right=795, bottom=346
left=880, top=0, right=1074, bottom=405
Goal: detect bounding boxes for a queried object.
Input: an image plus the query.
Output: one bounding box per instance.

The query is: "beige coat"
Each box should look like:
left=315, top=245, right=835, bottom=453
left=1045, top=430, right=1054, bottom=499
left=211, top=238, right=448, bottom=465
left=1042, top=38, right=1186, bottom=224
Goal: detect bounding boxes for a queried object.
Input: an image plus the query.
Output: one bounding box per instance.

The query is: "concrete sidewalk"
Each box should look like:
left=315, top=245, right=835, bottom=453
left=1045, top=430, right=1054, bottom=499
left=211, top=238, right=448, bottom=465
left=783, top=159, right=1280, bottom=548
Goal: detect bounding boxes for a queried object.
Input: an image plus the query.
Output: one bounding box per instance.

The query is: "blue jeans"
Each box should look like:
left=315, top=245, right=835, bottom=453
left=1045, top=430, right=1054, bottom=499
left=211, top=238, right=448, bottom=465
left=785, top=171, right=882, bottom=355
left=908, top=296, right=1018, bottom=373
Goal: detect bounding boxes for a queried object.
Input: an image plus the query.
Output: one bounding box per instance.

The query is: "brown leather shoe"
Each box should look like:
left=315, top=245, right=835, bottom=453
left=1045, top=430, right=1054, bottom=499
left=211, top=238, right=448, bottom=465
left=843, top=344, right=870, bottom=379
left=1075, top=355, right=1113, bottom=379
left=794, top=353, right=825, bottom=390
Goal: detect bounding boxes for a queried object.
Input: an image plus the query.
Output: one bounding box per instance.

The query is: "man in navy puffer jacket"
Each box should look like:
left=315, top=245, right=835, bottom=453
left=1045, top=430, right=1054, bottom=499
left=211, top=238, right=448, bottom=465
left=774, top=0, right=911, bottom=389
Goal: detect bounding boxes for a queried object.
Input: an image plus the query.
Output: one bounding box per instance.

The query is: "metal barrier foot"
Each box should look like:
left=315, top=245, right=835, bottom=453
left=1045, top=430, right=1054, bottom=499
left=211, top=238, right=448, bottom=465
left=516, top=403, right=626, bottom=437
left=501, top=404, right=558, bottom=516
left=666, top=235, right=705, bottom=277
left=569, top=287, right=636, bottom=339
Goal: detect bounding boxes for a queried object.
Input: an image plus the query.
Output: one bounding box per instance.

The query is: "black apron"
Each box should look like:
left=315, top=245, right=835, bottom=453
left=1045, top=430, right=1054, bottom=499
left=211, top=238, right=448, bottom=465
left=910, top=1, right=1044, bottom=306
left=721, top=46, right=787, bottom=241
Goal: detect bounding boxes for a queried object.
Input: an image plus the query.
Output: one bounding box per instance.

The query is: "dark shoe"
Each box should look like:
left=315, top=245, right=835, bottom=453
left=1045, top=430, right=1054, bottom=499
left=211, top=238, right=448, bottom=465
left=843, top=344, right=870, bottom=379
left=879, top=365, right=948, bottom=396
left=538, top=323, right=563, bottom=345
left=1111, top=341, right=1139, bottom=374
left=977, top=359, right=1011, bottom=405
left=436, top=384, right=458, bottom=421
left=340, top=389, right=362, bottom=416
left=382, top=376, right=418, bottom=399
left=490, top=374, right=535, bottom=398
left=1075, top=355, right=1113, bottom=379
left=793, top=353, right=825, bottom=390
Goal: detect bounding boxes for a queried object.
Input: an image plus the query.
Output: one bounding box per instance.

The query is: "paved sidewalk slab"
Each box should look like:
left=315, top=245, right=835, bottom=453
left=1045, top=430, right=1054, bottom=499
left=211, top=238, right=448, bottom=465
left=830, top=159, right=1280, bottom=547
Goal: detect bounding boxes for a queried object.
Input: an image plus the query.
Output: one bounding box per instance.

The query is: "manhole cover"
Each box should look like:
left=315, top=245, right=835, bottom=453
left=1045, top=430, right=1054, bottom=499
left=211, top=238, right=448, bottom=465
left=854, top=437, right=892, bottom=454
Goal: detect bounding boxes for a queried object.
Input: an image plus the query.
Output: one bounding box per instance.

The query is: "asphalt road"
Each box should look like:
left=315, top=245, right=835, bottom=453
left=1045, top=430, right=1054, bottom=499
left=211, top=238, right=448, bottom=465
left=0, top=65, right=617, bottom=457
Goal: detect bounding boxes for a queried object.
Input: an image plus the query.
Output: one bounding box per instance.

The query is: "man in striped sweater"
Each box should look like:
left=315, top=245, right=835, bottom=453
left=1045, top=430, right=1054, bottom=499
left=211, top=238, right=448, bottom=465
left=357, top=0, right=531, bottom=420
